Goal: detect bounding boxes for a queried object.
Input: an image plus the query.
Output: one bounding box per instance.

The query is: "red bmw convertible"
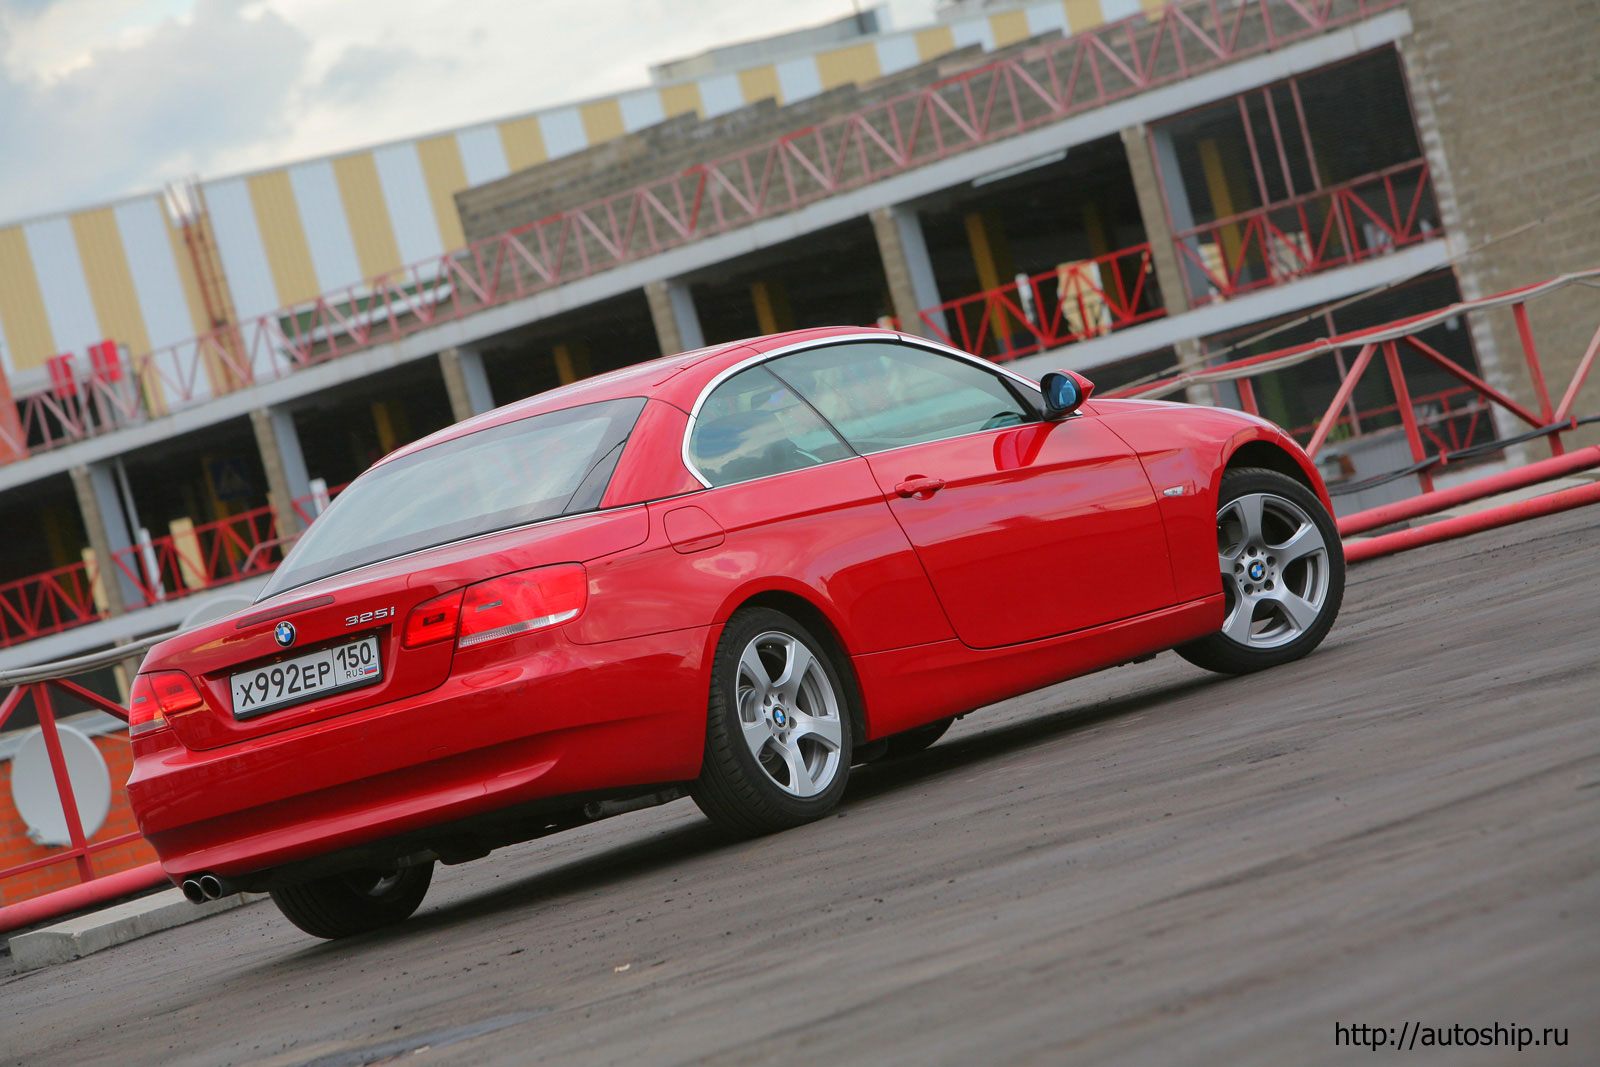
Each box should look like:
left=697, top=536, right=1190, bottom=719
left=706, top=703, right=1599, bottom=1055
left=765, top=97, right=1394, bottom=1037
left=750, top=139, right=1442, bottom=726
left=127, top=327, right=1344, bottom=938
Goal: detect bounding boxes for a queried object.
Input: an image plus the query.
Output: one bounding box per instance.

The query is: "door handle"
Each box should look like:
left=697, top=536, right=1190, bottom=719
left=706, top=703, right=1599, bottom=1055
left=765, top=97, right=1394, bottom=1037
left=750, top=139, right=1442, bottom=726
left=894, top=476, right=947, bottom=499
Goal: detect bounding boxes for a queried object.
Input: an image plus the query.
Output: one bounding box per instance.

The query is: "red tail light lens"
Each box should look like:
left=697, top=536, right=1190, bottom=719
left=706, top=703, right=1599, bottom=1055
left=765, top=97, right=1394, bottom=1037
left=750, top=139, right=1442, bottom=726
left=458, top=564, right=587, bottom=649
left=129, top=671, right=202, bottom=737
left=403, top=589, right=465, bottom=649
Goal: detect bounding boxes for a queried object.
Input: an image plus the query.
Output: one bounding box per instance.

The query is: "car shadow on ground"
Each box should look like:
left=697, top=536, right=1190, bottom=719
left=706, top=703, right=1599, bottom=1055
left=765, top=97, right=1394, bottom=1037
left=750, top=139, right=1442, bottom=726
left=286, top=670, right=1222, bottom=957
left=845, top=671, right=1221, bottom=804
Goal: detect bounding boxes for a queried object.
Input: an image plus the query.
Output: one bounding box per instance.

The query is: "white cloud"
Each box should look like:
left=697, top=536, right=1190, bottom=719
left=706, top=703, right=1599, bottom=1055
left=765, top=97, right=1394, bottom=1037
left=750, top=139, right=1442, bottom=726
left=0, top=0, right=307, bottom=219
left=0, top=0, right=935, bottom=223
left=1, top=0, right=196, bottom=82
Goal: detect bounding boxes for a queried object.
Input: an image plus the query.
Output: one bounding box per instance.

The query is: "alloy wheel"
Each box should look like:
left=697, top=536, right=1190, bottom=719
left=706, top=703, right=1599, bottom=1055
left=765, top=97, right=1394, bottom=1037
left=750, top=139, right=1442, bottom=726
left=734, top=631, right=844, bottom=798
left=1216, top=492, right=1332, bottom=650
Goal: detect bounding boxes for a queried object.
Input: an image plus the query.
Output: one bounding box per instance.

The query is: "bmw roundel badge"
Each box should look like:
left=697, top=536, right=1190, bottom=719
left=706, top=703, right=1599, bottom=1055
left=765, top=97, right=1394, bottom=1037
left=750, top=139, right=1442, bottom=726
left=274, top=621, right=296, bottom=648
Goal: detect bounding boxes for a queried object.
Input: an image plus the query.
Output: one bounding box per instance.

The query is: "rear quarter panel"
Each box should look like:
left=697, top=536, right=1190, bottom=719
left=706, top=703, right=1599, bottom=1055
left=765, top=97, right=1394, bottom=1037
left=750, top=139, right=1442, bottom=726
left=568, top=457, right=954, bottom=655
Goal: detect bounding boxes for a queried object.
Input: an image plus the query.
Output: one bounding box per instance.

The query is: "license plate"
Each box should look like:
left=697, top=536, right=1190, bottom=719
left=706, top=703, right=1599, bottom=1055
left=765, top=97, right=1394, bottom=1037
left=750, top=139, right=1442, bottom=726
left=230, top=636, right=382, bottom=719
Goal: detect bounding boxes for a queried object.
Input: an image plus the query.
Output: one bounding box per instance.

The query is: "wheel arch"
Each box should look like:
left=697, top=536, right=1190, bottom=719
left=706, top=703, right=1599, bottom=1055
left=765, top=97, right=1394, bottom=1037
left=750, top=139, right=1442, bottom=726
left=1221, top=433, right=1333, bottom=512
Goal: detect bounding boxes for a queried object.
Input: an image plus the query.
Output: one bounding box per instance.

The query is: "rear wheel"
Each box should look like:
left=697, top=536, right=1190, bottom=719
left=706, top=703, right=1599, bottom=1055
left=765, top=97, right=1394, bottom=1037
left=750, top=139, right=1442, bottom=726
left=692, top=608, right=853, bottom=835
left=1177, top=467, right=1344, bottom=675
left=269, top=861, right=434, bottom=939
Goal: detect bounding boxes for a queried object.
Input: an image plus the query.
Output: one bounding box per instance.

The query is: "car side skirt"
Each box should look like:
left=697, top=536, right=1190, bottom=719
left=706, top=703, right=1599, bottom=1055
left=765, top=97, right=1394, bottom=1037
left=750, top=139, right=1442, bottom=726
left=853, top=594, right=1225, bottom=740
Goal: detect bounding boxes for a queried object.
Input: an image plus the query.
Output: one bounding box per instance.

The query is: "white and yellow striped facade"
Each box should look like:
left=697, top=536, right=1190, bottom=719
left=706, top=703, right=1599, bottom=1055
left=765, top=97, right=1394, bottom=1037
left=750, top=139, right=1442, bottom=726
left=0, top=0, right=1169, bottom=391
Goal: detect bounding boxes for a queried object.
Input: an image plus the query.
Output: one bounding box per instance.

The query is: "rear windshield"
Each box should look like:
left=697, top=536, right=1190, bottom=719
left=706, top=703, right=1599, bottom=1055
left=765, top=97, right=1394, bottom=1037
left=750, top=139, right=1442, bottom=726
left=260, top=397, right=646, bottom=598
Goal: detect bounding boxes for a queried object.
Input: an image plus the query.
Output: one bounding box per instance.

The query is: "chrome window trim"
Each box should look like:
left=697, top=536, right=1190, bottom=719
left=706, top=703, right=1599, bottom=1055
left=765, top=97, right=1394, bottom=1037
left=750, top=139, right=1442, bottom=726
left=680, top=332, right=1044, bottom=488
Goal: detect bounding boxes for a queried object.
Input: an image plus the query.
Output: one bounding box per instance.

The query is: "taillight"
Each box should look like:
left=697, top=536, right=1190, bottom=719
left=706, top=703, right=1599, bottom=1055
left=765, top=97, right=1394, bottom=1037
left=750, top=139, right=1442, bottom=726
left=129, top=671, right=202, bottom=737
left=458, top=564, right=587, bottom=649
left=403, top=589, right=465, bottom=649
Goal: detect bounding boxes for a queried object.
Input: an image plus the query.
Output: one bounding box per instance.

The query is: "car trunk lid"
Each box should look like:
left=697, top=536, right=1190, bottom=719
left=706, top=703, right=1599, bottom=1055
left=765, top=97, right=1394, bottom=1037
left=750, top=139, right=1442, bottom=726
left=153, top=507, right=648, bottom=751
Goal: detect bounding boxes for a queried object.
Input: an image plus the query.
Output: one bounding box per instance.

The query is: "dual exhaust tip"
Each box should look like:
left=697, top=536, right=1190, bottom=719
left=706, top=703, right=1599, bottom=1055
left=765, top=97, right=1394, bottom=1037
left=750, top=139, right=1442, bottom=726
left=180, top=873, right=227, bottom=904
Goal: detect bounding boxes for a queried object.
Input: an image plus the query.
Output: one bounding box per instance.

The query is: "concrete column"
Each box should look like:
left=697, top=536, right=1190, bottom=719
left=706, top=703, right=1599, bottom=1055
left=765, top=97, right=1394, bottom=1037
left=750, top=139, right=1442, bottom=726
left=748, top=280, right=794, bottom=336
left=69, top=463, right=135, bottom=616
left=439, top=346, right=495, bottom=422
left=250, top=407, right=310, bottom=539
left=552, top=343, right=592, bottom=385
left=1122, top=124, right=1212, bottom=405
left=645, top=279, right=705, bottom=355
left=962, top=211, right=1012, bottom=294
left=1121, top=124, right=1193, bottom=318
left=870, top=204, right=945, bottom=340
left=0, top=363, right=23, bottom=465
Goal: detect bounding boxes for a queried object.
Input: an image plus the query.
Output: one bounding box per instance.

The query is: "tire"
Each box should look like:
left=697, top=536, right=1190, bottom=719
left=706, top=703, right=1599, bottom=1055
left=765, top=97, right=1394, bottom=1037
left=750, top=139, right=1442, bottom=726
left=1176, top=467, right=1345, bottom=675
left=691, top=608, right=854, bottom=835
left=884, top=717, right=954, bottom=758
left=268, top=861, right=434, bottom=939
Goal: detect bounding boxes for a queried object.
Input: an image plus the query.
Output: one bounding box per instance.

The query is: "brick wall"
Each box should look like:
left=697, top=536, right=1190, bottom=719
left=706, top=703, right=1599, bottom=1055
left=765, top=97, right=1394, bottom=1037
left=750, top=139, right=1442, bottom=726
left=0, top=733, right=157, bottom=905
left=1403, top=0, right=1600, bottom=444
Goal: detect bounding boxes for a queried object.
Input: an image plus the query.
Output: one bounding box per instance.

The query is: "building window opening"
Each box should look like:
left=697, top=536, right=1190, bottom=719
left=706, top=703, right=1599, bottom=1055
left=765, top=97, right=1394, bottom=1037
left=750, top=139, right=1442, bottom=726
left=1154, top=49, right=1441, bottom=304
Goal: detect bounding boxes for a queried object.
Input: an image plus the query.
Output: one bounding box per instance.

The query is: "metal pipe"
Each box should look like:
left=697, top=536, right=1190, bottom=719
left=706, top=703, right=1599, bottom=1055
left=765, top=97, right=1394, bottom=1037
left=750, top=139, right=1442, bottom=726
left=1383, top=340, right=1435, bottom=494
left=198, top=874, right=224, bottom=900
left=33, top=684, right=94, bottom=882
left=1553, top=318, right=1600, bottom=424
left=1338, top=444, right=1600, bottom=535
left=0, top=628, right=179, bottom=687
left=1126, top=266, right=1600, bottom=401
left=182, top=879, right=206, bottom=904
left=1345, top=480, right=1600, bottom=563
left=0, top=862, right=168, bottom=935
left=1307, top=342, right=1377, bottom=456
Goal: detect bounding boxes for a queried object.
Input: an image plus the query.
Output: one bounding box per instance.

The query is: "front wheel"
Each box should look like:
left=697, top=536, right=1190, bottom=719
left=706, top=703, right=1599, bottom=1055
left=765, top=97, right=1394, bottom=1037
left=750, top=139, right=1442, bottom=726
left=1177, top=467, right=1344, bottom=675
left=269, top=861, right=434, bottom=939
left=691, top=608, right=854, bottom=836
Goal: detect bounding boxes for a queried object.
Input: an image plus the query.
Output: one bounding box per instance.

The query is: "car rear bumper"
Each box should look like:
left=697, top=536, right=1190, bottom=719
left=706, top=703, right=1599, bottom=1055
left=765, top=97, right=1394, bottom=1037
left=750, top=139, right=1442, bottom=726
left=129, top=627, right=714, bottom=882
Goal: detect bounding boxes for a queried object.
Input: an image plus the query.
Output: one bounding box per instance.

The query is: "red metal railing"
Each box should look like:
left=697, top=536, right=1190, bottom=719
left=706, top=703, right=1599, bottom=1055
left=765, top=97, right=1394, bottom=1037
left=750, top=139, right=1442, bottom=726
left=0, top=483, right=351, bottom=650
left=107, top=505, right=282, bottom=609
left=1110, top=268, right=1600, bottom=496
left=1175, top=159, right=1440, bottom=304
left=919, top=244, right=1165, bottom=362
left=0, top=671, right=160, bottom=916
left=290, top=481, right=348, bottom=525
left=0, top=0, right=1403, bottom=463
left=0, top=561, right=105, bottom=651
left=1281, top=384, right=1490, bottom=458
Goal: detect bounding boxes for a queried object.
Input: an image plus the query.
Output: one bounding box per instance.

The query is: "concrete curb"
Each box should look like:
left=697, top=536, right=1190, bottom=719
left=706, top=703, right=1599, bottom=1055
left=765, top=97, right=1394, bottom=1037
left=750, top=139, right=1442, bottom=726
left=7, top=888, right=263, bottom=973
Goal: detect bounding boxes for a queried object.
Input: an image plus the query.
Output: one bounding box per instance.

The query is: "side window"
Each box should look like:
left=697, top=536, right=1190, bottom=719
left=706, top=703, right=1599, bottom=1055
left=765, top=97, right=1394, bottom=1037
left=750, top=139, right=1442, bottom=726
left=688, top=367, right=853, bottom=487
left=768, top=342, right=1037, bottom=453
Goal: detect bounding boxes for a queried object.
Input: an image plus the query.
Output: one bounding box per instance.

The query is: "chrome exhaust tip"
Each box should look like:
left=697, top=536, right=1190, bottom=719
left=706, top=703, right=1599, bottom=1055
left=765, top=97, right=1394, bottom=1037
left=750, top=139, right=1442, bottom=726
left=181, top=879, right=207, bottom=904
left=198, top=874, right=224, bottom=900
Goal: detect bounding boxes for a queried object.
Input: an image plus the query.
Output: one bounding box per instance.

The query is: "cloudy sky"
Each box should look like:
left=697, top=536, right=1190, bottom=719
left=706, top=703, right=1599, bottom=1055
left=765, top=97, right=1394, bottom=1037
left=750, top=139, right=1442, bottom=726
left=0, top=0, right=935, bottom=224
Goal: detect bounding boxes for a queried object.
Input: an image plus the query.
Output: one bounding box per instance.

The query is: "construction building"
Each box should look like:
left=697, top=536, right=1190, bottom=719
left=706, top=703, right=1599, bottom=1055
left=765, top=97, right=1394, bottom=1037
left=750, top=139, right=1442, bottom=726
left=0, top=0, right=1597, bottom=896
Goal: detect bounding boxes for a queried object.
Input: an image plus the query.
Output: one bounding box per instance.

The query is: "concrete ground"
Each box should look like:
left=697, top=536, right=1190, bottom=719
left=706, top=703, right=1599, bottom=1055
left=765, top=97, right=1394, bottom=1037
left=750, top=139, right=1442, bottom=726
left=2, top=506, right=1596, bottom=1066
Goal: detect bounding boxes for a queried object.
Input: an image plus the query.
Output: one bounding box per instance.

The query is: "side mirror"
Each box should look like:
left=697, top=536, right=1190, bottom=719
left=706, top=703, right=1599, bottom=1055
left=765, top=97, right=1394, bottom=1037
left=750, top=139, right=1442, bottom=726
left=1040, top=370, right=1095, bottom=420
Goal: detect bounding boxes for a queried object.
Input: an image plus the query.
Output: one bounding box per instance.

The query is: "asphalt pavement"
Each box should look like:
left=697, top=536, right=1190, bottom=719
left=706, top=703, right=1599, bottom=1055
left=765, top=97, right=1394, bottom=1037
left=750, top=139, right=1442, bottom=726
left=3, top=506, right=1596, bottom=1066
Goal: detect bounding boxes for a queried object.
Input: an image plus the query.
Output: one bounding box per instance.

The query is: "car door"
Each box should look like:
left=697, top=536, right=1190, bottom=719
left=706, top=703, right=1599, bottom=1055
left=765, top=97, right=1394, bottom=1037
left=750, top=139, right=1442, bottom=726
left=667, top=362, right=956, bottom=654
left=768, top=340, right=1176, bottom=649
